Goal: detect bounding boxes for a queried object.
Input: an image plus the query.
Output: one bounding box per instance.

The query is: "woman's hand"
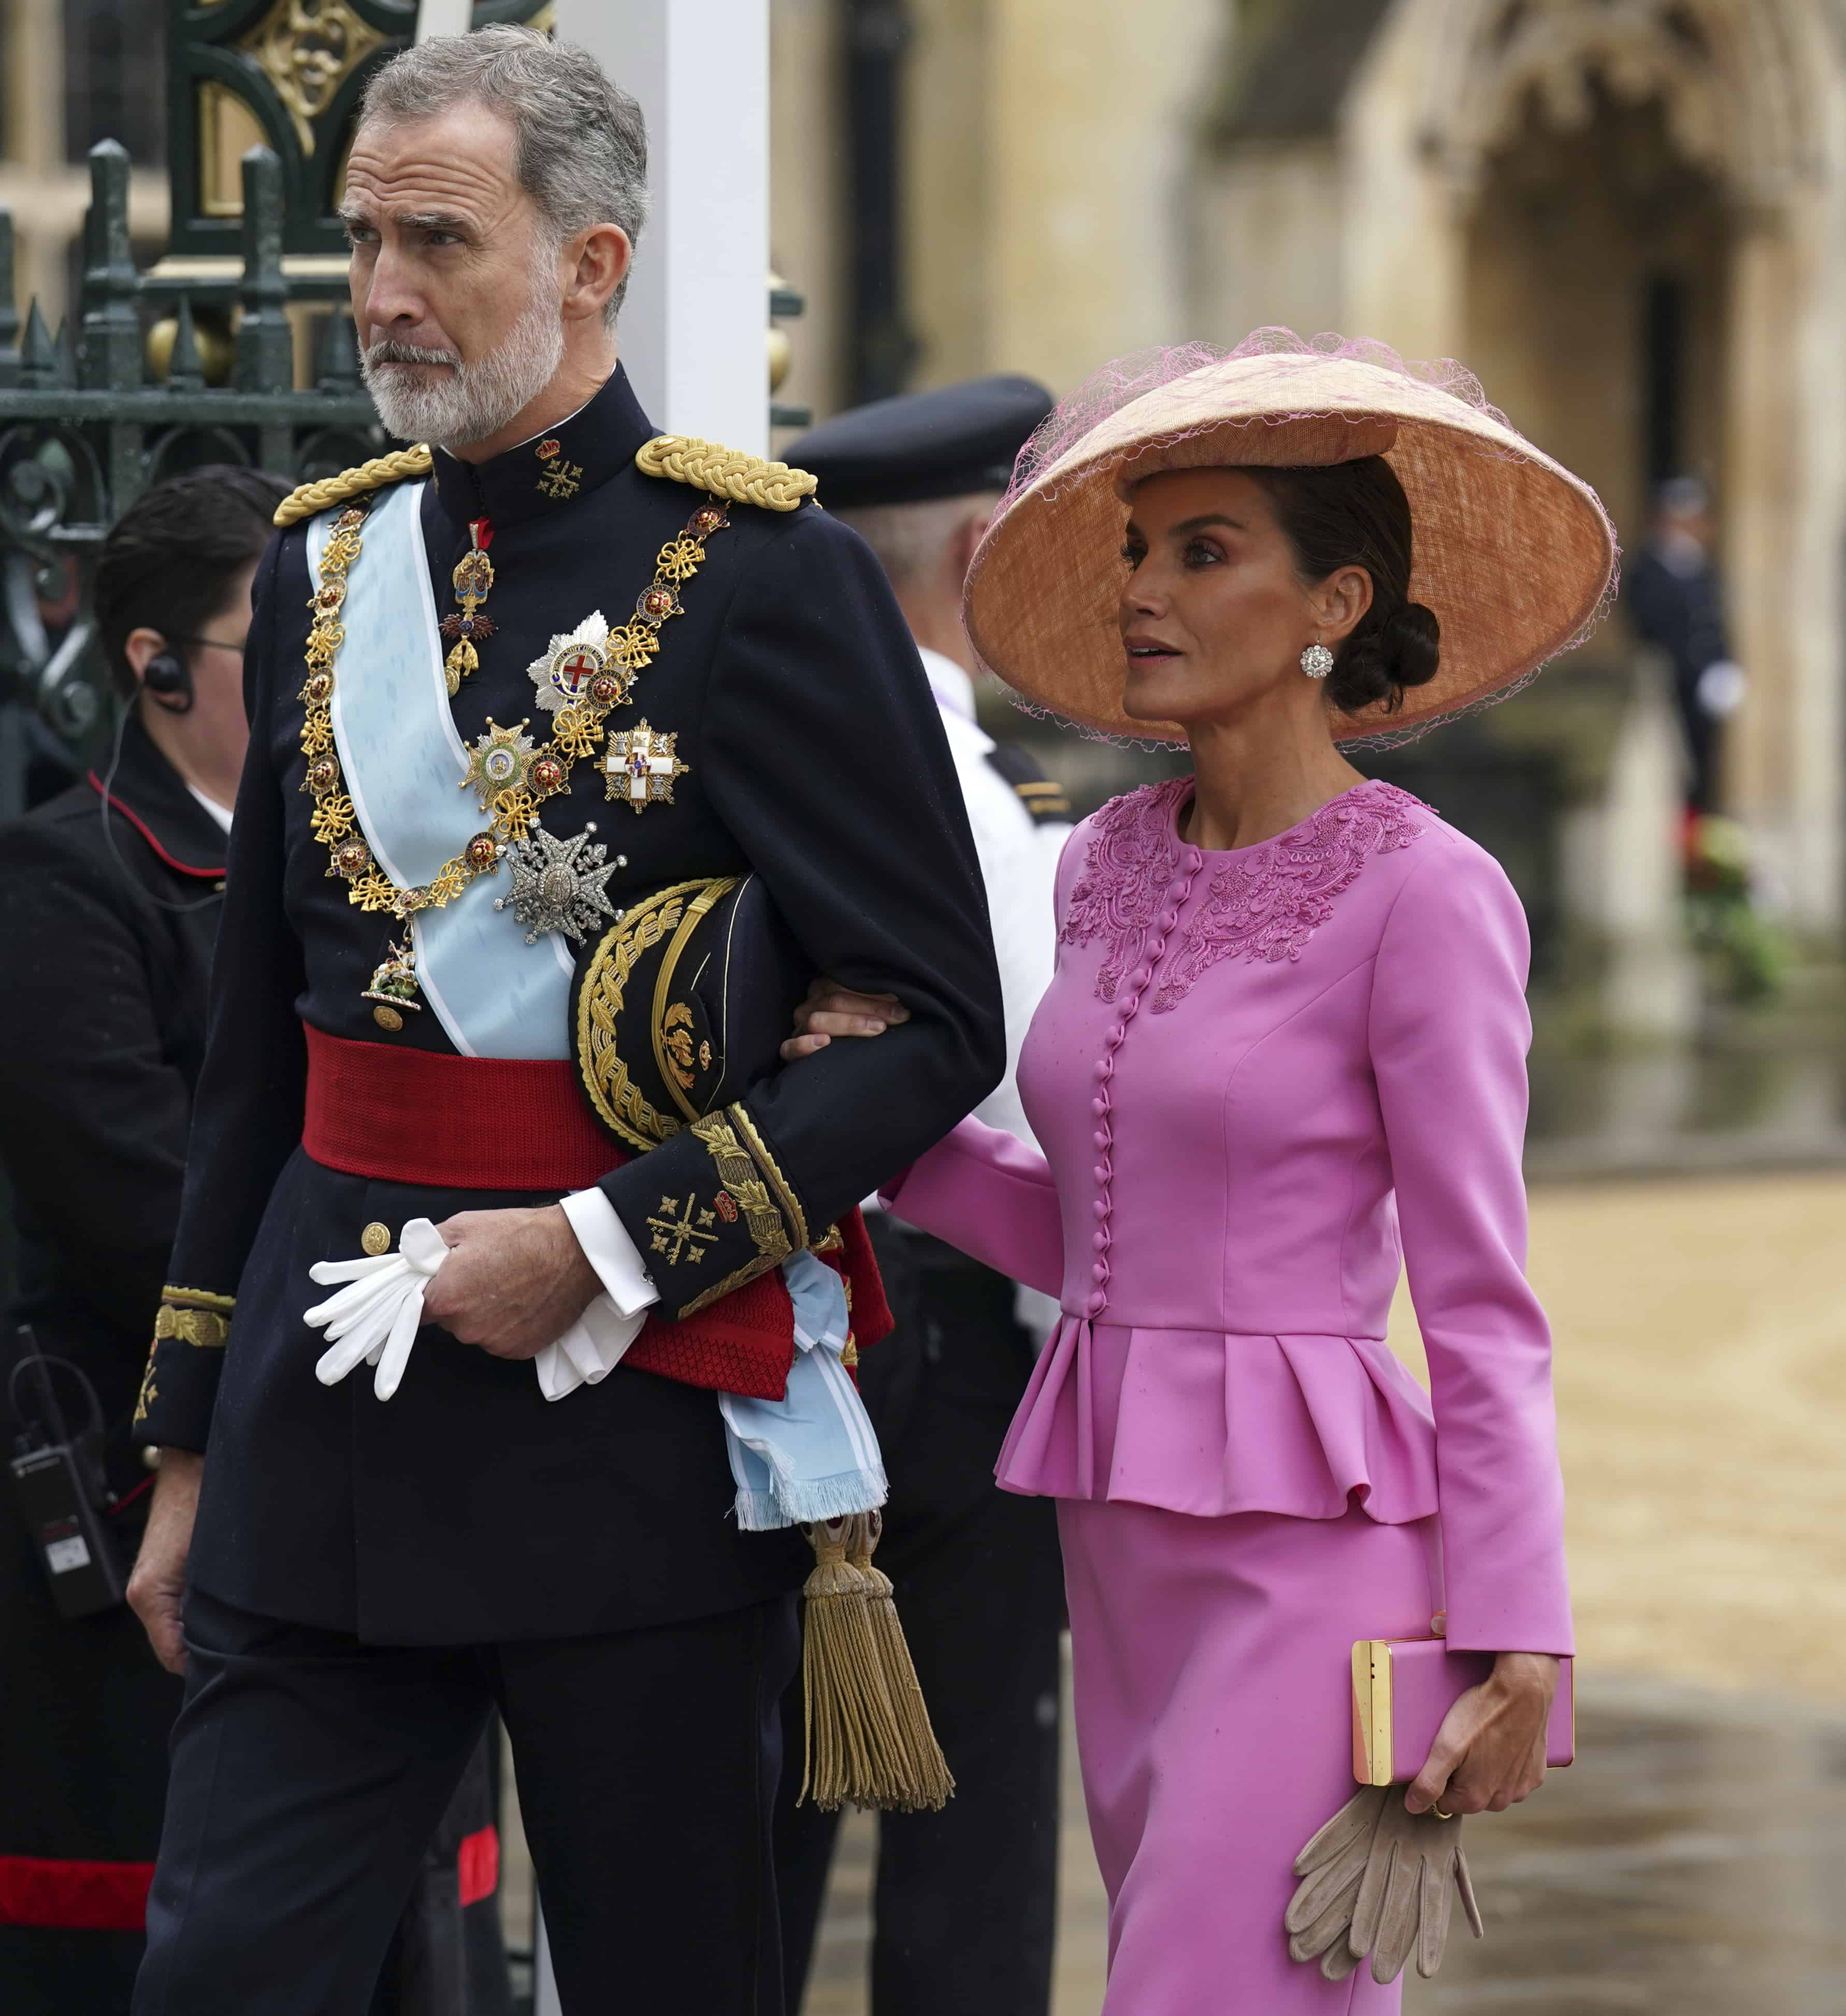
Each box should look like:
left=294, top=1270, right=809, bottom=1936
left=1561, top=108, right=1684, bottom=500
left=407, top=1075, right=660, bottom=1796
left=1404, top=1651, right=1559, bottom=1817
left=781, top=976, right=910, bottom=1061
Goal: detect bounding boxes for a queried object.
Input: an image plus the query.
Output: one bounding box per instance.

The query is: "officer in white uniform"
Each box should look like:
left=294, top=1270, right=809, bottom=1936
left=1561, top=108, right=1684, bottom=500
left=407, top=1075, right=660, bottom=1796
left=772, top=378, right=1070, bottom=2016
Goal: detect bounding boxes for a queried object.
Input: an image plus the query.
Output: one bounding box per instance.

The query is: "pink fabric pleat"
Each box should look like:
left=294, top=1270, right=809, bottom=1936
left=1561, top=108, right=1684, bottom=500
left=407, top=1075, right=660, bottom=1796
left=998, top=1318, right=1439, bottom=1524
left=1060, top=1498, right=1437, bottom=2013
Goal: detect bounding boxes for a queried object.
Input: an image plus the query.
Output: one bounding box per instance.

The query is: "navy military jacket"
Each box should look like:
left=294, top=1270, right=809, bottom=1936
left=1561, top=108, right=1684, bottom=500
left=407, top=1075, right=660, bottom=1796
left=133, top=367, right=1003, bottom=1643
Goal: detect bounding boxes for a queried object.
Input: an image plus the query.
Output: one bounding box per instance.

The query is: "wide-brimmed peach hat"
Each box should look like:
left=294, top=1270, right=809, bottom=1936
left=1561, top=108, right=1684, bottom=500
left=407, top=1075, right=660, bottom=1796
left=964, top=329, right=1618, bottom=745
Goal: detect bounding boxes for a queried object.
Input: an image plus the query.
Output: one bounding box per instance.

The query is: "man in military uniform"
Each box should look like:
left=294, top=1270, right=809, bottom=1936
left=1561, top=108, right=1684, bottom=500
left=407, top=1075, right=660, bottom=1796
left=774, top=381, right=1071, bottom=2016
left=124, top=27, right=1000, bottom=2016
left=0, top=467, right=510, bottom=2016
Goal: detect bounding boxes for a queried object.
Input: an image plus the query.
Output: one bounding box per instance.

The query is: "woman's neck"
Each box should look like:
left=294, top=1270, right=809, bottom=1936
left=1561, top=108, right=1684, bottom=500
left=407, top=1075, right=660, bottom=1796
left=1180, top=700, right=1365, bottom=853
left=139, top=697, right=244, bottom=816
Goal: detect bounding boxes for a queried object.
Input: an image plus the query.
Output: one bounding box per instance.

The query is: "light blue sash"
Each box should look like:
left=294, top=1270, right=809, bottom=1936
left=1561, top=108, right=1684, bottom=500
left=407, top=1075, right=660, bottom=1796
left=307, top=494, right=886, bottom=1525
left=308, top=485, right=573, bottom=1060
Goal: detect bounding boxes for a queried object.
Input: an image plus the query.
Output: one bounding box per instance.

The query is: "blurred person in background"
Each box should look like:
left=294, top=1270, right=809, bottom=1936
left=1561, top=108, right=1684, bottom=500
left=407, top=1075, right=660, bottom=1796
left=776, top=378, right=1069, bottom=2016
left=1625, top=474, right=1744, bottom=815
left=0, top=467, right=509, bottom=2016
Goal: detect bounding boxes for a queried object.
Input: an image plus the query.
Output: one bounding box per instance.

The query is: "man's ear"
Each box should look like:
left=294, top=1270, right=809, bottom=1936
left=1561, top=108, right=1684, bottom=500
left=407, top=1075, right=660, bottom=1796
left=951, top=496, right=1002, bottom=591
left=563, top=223, right=632, bottom=326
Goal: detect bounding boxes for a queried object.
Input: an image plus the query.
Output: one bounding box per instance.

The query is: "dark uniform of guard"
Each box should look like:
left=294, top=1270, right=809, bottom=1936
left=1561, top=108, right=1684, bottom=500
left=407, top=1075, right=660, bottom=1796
left=129, top=365, right=1003, bottom=2015
left=774, top=380, right=1070, bottom=2016
left=0, top=710, right=509, bottom=2016
left=0, top=720, right=213, bottom=2013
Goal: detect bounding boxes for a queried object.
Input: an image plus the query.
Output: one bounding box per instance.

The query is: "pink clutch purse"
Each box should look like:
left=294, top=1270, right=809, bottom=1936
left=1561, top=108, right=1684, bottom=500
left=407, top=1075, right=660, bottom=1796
left=1351, top=1638, right=1575, bottom=1786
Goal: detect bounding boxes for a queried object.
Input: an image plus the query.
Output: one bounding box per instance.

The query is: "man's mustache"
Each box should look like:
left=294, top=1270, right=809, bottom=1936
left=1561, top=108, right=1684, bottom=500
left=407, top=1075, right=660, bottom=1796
left=363, top=339, right=462, bottom=370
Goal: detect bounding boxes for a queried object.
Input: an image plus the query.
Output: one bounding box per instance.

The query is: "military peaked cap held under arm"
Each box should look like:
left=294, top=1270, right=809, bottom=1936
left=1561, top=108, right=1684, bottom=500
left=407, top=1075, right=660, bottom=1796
left=131, top=365, right=1004, bottom=1644
left=790, top=374, right=1055, bottom=511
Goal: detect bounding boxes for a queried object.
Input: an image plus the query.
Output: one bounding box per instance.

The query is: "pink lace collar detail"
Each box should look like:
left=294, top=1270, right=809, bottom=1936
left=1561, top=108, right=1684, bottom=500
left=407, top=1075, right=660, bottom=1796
left=1059, top=777, right=1427, bottom=1010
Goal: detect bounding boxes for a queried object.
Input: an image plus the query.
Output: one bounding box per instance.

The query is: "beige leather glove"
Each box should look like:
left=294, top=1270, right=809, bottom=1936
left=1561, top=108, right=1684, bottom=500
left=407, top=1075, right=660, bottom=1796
left=1286, top=1786, right=1484, bottom=1983
left=1286, top=1788, right=1383, bottom=1979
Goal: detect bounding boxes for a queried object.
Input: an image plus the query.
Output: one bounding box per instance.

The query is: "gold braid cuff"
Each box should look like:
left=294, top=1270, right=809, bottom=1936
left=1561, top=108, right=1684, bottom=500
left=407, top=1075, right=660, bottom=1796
left=680, top=1110, right=801, bottom=1315
left=636, top=435, right=817, bottom=513
left=152, top=1284, right=234, bottom=1350
left=724, top=1103, right=809, bottom=1253
left=274, top=446, right=434, bottom=528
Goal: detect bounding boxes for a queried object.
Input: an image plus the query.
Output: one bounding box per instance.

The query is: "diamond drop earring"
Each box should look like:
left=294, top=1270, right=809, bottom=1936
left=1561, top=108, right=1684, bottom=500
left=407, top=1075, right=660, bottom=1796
left=1301, top=643, right=1334, bottom=679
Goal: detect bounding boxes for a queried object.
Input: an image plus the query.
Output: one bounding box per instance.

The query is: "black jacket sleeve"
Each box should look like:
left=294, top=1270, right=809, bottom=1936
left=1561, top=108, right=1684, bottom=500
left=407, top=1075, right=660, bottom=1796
left=597, top=507, right=1005, bottom=1315
left=0, top=824, right=192, bottom=1342
left=135, top=534, right=309, bottom=1450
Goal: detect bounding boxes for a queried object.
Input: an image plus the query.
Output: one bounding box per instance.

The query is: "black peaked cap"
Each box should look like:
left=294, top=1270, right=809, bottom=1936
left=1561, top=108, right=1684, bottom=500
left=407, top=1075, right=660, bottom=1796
left=791, top=374, right=1055, bottom=511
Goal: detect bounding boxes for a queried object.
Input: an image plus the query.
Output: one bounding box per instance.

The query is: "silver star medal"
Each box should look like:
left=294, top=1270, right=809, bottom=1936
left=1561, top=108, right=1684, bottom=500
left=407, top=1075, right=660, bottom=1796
left=493, top=823, right=627, bottom=946
left=527, top=611, right=617, bottom=715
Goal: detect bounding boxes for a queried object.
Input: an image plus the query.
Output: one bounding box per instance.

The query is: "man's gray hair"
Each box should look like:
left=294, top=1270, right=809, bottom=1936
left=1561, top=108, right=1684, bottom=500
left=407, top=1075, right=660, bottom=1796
left=360, top=25, right=648, bottom=322
left=835, top=497, right=991, bottom=591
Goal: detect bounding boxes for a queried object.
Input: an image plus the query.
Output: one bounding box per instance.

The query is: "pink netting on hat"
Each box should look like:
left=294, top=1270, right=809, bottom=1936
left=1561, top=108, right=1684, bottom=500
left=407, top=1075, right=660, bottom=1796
left=975, top=327, right=1620, bottom=754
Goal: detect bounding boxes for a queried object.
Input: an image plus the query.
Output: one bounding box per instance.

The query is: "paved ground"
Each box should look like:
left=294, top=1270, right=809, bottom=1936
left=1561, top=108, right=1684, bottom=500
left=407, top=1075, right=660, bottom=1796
left=798, top=1170, right=1846, bottom=2012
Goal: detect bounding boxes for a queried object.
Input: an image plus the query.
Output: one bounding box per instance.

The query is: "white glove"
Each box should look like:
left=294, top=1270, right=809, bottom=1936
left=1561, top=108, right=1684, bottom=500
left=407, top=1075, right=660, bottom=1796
left=306, top=1218, right=646, bottom=1403
left=306, top=1218, right=449, bottom=1400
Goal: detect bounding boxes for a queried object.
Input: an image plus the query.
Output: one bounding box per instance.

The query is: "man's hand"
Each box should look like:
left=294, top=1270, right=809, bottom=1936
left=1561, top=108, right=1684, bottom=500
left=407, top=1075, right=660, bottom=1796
left=782, top=976, right=910, bottom=1062
left=127, top=1449, right=204, bottom=1676
left=420, top=1203, right=602, bottom=1360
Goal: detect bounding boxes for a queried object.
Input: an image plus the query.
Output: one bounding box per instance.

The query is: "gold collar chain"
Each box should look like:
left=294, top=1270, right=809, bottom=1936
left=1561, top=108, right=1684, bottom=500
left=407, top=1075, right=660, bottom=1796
left=297, top=497, right=731, bottom=924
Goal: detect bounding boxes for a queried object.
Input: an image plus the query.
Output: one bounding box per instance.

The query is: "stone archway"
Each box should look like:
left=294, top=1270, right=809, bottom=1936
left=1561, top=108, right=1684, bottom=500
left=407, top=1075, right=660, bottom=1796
left=1345, top=0, right=1846, bottom=927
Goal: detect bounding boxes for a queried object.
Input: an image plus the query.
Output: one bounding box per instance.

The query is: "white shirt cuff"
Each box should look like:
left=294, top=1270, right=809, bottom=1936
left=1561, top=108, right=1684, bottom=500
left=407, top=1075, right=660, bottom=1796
left=559, top=1188, right=659, bottom=1318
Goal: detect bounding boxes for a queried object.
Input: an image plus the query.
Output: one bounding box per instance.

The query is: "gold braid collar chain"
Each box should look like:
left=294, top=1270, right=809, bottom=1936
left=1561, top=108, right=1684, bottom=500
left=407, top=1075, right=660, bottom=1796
left=299, top=498, right=731, bottom=918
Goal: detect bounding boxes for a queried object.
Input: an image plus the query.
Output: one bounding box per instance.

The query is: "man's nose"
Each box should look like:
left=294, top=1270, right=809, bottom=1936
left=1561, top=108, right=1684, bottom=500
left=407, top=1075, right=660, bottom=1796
left=358, top=243, right=428, bottom=340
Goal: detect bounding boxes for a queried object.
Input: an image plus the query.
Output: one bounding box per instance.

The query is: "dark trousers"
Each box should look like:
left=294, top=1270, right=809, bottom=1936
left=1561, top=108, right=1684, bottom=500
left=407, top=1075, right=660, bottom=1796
left=774, top=1231, right=1064, bottom=2016
left=134, top=1585, right=800, bottom=2016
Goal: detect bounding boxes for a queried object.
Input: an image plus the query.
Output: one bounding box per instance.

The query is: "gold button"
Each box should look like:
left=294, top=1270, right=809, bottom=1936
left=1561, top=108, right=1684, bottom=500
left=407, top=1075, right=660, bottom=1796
left=372, top=1004, right=404, bottom=1033
left=360, top=1222, right=393, bottom=1257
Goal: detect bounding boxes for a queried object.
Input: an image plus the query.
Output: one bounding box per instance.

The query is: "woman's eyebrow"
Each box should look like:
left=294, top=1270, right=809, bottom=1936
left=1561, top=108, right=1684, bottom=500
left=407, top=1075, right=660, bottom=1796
left=1168, top=513, right=1246, bottom=535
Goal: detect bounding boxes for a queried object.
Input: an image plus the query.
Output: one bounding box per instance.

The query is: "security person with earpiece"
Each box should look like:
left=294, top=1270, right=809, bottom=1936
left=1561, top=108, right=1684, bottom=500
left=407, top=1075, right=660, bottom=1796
left=0, top=467, right=510, bottom=2016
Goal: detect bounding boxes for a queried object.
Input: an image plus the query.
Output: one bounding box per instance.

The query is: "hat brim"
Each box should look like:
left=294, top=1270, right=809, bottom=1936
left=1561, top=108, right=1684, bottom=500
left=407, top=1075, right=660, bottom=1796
left=964, top=353, right=1617, bottom=745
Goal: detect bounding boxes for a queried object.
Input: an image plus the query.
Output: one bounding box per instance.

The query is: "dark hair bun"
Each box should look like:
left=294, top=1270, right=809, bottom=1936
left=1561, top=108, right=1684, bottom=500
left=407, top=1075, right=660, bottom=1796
left=1329, top=600, right=1440, bottom=717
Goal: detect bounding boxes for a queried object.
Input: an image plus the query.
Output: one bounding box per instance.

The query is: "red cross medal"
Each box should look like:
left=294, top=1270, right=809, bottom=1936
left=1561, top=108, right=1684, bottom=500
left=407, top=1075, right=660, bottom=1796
left=603, top=719, right=688, bottom=813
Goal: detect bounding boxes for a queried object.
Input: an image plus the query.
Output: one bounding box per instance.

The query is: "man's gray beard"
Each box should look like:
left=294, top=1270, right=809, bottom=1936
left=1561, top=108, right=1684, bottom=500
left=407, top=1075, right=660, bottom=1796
left=361, top=285, right=566, bottom=451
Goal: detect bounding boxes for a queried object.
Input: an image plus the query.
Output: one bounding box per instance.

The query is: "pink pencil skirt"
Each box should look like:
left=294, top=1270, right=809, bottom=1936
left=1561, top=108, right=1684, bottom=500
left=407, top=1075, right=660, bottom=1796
left=1058, top=1498, right=1440, bottom=2014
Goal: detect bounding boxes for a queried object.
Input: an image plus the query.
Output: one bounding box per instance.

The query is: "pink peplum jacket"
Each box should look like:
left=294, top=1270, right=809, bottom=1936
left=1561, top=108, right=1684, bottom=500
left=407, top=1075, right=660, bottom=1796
left=883, top=775, right=1573, bottom=1659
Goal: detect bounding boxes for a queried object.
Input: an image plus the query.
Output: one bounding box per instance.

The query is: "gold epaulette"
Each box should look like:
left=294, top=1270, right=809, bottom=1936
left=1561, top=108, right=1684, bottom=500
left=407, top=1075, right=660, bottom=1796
left=636, top=434, right=817, bottom=513
left=273, top=444, right=435, bottom=528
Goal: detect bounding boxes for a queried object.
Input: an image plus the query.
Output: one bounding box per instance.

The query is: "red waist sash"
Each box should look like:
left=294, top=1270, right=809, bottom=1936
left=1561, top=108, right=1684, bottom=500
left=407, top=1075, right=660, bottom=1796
left=299, top=1024, right=890, bottom=1400
left=303, top=1025, right=615, bottom=1190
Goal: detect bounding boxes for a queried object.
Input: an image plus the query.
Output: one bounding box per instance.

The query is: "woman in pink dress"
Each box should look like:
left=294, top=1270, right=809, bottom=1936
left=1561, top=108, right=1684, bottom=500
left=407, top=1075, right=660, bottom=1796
left=793, top=333, right=1616, bottom=2011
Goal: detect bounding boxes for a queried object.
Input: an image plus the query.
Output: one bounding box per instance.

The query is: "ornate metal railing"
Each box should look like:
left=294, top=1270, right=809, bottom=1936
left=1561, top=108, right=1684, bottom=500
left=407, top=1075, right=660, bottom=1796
left=0, top=141, right=382, bottom=776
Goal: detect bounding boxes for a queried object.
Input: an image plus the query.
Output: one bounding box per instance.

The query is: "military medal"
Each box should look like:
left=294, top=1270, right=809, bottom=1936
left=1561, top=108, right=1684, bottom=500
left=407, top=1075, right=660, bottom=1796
left=438, top=518, right=497, bottom=693
left=462, top=718, right=538, bottom=809
left=527, top=612, right=631, bottom=715
left=603, top=720, right=687, bottom=813
left=494, top=823, right=626, bottom=946
left=362, top=937, right=423, bottom=1032
left=297, top=495, right=732, bottom=1022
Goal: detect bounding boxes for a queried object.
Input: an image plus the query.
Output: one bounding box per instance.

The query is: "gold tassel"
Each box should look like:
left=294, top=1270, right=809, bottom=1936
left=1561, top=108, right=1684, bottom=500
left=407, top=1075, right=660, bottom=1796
left=850, top=1511, right=955, bottom=1812
left=799, top=1515, right=893, bottom=1810
left=797, top=1513, right=955, bottom=1815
